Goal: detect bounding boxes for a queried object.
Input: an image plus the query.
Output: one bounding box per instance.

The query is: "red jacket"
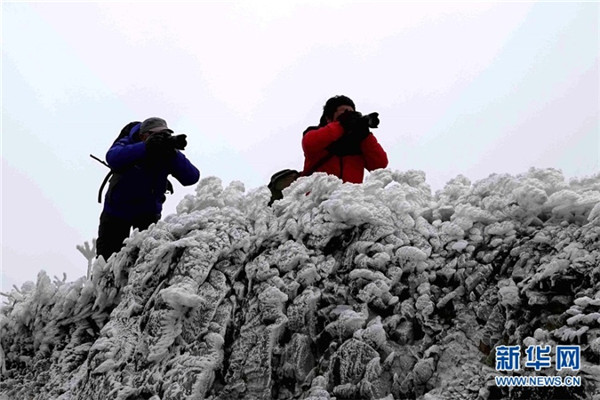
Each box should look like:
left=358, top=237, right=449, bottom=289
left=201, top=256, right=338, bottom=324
left=302, top=121, right=388, bottom=183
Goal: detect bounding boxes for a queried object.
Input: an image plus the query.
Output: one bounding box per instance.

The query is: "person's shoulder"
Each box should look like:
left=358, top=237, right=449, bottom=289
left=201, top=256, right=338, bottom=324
left=113, top=135, right=137, bottom=147
left=302, top=125, right=321, bottom=136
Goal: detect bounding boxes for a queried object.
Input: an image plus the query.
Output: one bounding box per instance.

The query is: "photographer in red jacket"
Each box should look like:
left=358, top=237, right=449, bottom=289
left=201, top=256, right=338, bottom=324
left=302, top=95, right=388, bottom=183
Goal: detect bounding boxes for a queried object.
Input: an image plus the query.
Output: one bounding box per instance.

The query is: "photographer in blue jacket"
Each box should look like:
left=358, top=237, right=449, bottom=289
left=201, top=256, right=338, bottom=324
left=96, top=117, right=200, bottom=260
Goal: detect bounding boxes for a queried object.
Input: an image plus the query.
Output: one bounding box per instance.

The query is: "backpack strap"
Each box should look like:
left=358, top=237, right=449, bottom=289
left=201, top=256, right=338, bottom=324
left=300, top=152, right=335, bottom=177
left=166, top=179, right=174, bottom=195
left=96, top=171, right=173, bottom=204
left=98, top=171, right=114, bottom=203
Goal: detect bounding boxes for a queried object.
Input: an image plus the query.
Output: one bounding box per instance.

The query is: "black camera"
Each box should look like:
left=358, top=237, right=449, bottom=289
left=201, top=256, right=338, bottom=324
left=362, top=112, right=380, bottom=129
left=151, top=131, right=187, bottom=150
left=168, top=134, right=187, bottom=150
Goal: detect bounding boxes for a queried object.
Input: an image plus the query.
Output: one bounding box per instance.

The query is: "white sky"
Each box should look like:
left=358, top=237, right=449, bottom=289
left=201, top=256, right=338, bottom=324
left=2, top=1, right=599, bottom=292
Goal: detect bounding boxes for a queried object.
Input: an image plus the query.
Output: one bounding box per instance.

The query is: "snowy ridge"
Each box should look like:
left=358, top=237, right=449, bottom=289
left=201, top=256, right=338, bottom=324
left=1, top=168, right=600, bottom=400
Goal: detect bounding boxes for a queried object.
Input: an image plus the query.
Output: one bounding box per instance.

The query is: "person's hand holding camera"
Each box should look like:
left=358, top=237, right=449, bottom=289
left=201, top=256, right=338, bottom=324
left=352, top=116, right=371, bottom=141
left=344, top=111, right=380, bottom=144
left=336, top=110, right=362, bottom=132
left=145, top=131, right=176, bottom=162
left=328, top=110, right=381, bottom=155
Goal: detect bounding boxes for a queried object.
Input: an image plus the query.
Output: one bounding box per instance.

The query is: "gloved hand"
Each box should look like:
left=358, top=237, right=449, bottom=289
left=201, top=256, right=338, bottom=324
left=328, top=115, right=373, bottom=156
left=145, top=132, right=176, bottom=162
left=351, top=116, right=371, bottom=142
left=336, top=110, right=362, bottom=132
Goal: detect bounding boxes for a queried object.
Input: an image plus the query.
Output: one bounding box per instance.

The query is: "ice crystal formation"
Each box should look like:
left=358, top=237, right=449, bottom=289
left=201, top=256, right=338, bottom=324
left=1, top=167, right=600, bottom=400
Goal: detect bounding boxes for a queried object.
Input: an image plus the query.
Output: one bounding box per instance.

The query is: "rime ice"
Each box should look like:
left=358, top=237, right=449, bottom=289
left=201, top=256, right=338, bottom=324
left=1, top=167, right=599, bottom=399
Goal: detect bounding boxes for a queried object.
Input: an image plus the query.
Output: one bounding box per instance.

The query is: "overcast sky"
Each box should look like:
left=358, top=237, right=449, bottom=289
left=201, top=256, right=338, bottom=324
left=2, top=1, right=598, bottom=293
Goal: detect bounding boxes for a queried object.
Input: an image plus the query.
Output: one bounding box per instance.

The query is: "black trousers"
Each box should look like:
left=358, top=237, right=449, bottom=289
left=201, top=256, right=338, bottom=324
left=96, top=211, right=160, bottom=260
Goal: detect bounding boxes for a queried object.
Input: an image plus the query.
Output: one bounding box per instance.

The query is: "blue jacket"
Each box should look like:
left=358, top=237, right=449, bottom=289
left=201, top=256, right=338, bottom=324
left=103, top=127, right=200, bottom=219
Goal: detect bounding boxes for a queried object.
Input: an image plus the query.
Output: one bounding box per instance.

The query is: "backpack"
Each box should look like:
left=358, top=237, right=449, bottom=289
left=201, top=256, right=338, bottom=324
left=268, top=169, right=301, bottom=206
left=91, top=121, right=173, bottom=204
left=267, top=126, right=333, bottom=206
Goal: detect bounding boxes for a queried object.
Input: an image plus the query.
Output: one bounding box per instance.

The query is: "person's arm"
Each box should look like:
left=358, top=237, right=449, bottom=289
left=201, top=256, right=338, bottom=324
left=105, top=138, right=146, bottom=170
left=360, top=133, right=388, bottom=171
left=169, top=151, right=200, bottom=186
left=302, top=122, right=345, bottom=155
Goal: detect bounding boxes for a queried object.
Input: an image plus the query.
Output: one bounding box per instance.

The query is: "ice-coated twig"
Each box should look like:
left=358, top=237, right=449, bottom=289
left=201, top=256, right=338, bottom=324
left=76, top=239, right=97, bottom=279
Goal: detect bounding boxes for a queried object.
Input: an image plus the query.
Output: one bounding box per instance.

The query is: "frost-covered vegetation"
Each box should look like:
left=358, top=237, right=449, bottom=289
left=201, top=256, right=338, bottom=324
left=1, top=168, right=599, bottom=400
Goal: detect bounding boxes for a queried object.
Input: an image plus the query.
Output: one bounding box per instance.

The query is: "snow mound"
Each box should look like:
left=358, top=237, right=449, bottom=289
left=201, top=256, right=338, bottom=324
left=1, top=167, right=600, bottom=400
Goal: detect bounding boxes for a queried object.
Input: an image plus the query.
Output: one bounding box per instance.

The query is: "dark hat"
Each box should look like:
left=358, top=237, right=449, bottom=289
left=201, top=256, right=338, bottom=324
left=140, top=117, right=172, bottom=134
left=322, top=95, right=355, bottom=121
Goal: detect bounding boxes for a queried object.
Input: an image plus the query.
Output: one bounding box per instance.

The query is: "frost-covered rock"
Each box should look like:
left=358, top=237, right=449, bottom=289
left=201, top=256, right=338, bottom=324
left=1, top=168, right=599, bottom=400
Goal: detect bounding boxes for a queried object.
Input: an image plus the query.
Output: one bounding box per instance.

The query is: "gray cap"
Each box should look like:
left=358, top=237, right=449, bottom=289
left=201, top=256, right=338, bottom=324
left=140, top=117, right=172, bottom=134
